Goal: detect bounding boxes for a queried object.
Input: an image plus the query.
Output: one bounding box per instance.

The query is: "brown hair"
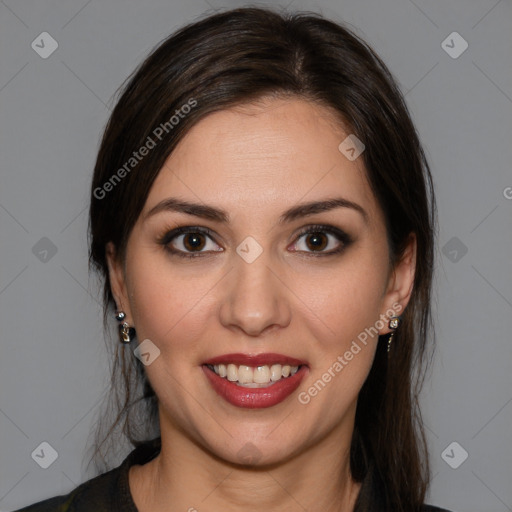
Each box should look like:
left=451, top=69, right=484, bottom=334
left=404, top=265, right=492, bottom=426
left=88, top=7, right=436, bottom=511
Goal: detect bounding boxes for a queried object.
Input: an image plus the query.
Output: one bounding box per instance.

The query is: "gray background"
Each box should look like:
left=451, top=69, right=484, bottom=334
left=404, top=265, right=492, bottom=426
left=1, top=0, right=511, bottom=511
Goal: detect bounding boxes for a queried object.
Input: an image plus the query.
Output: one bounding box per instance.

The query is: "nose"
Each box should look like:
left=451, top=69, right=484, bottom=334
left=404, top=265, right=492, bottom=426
left=219, top=252, right=292, bottom=337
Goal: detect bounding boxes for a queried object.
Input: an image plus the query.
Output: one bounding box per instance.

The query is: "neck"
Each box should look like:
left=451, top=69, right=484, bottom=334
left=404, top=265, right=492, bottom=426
left=130, top=414, right=360, bottom=512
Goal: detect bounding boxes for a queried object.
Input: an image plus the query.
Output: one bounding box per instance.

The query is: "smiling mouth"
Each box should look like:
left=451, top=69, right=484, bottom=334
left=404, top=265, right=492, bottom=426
left=205, top=363, right=301, bottom=388
left=202, top=353, right=309, bottom=408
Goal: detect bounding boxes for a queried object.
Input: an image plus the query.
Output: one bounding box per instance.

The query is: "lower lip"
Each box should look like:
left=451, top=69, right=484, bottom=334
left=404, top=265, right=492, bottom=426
left=202, top=365, right=308, bottom=409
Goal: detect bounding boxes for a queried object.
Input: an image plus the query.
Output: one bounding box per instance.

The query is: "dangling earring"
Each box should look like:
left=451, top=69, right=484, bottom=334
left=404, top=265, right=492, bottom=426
left=115, top=310, right=135, bottom=343
left=387, top=316, right=401, bottom=353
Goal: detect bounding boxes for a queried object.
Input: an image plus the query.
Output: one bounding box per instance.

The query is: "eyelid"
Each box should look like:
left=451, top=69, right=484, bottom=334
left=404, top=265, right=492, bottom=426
left=158, top=225, right=219, bottom=246
left=157, top=225, right=223, bottom=258
left=289, top=223, right=352, bottom=255
left=293, top=223, right=351, bottom=240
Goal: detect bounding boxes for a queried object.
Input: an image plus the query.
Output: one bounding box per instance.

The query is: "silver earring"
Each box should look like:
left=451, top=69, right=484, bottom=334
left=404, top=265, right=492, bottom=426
left=115, top=311, right=126, bottom=322
left=387, top=316, right=401, bottom=353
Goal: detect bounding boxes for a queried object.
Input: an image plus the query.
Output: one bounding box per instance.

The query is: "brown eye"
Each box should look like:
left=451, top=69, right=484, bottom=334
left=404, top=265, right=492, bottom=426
left=183, top=233, right=206, bottom=251
left=304, top=232, right=328, bottom=251
left=159, top=226, right=223, bottom=258
left=290, top=225, right=352, bottom=256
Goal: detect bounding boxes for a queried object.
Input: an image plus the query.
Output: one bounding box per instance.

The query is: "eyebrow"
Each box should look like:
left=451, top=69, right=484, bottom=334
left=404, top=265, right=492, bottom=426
left=144, top=197, right=368, bottom=224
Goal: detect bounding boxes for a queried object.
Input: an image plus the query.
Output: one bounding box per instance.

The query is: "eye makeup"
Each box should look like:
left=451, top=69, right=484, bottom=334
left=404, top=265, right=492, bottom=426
left=156, top=223, right=354, bottom=260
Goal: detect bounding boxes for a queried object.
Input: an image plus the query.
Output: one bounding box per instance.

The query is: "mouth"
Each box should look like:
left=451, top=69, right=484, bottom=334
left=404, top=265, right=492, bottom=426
left=202, top=353, right=308, bottom=409
left=205, top=362, right=300, bottom=387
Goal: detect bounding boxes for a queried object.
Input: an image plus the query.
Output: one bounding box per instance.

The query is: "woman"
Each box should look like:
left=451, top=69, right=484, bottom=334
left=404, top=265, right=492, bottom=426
left=16, top=6, right=452, bottom=512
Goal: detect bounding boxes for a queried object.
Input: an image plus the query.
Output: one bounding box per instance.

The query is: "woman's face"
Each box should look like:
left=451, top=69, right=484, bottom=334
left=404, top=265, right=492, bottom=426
left=108, top=97, right=415, bottom=466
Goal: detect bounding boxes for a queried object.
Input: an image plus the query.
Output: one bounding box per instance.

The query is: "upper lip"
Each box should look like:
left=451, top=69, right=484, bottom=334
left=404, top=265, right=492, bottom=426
left=203, top=353, right=307, bottom=367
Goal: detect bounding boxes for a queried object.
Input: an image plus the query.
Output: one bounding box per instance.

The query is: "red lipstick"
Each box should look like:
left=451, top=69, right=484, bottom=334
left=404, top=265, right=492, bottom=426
left=202, top=353, right=308, bottom=409
left=203, top=353, right=307, bottom=367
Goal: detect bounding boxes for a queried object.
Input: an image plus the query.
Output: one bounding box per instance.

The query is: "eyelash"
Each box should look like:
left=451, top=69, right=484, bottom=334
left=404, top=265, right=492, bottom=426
left=157, top=224, right=353, bottom=259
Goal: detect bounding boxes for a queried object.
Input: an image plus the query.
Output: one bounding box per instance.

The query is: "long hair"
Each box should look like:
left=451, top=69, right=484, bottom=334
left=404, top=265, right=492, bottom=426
left=87, top=7, right=436, bottom=511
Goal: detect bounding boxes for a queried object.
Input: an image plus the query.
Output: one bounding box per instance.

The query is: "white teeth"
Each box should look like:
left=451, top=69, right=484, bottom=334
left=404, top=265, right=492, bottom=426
left=210, top=363, right=301, bottom=386
left=270, top=364, right=282, bottom=382
left=253, top=365, right=270, bottom=383
left=227, top=364, right=237, bottom=382
left=238, top=365, right=253, bottom=384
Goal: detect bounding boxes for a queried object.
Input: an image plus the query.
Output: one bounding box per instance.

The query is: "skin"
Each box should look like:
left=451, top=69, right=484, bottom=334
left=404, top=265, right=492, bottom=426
left=106, top=97, right=416, bottom=512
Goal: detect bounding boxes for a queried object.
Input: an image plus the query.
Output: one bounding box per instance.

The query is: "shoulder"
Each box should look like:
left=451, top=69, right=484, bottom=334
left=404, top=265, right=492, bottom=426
left=11, top=469, right=118, bottom=512
left=11, top=464, right=124, bottom=512
left=11, top=438, right=161, bottom=512
left=422, top=505, right=455, bottom=512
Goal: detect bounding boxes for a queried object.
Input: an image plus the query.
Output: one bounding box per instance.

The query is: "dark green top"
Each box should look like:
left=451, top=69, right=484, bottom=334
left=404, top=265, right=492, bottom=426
left=13, top=438, right=453, bottom=512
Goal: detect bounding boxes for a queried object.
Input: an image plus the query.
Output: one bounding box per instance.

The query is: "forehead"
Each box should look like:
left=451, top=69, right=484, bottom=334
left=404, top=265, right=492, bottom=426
left=143, top=97, right=381, bottom=226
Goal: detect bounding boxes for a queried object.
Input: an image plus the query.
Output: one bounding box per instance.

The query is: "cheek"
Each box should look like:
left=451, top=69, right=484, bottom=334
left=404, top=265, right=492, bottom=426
left=289, top=248, right=388, bottom=411
left=125, top=251, right=216, bottom=360
left=292, top=251, right=389, bottom=345
left=295, top=266, right=384, bottom=424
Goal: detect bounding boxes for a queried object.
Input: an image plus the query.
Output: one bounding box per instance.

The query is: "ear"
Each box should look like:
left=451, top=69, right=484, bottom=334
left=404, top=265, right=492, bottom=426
left=105, top=242, right=133, bottom=322
left=379, top=233, right=417, bottom=334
